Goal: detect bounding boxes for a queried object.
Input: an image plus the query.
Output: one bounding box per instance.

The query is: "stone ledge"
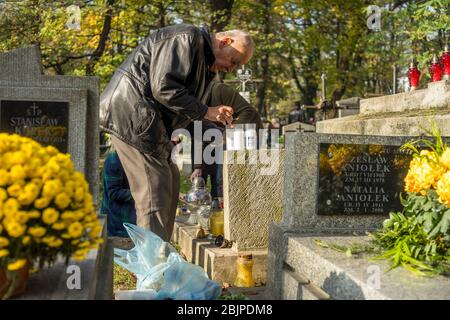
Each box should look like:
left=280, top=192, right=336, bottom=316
left=316, top=113, right=450, bottom=136
left=360, top=80, right=450, bottom=114
left=283, top=235, right=450, bottom=300
left=172, top=216, right=267, bottom=285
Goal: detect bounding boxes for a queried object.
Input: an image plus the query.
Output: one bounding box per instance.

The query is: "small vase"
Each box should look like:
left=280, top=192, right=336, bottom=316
left=0, top=261, right=30, bottom=300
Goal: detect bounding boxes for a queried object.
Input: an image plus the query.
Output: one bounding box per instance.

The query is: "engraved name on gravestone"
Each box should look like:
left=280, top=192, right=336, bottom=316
left=0, top=100, right=69, bottom=152
left=318, top=143, right=412, bottom=215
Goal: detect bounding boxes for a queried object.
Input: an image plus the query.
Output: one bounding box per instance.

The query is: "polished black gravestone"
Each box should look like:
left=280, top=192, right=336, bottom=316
left=317, top=143, right=411, bottom=215
left=0, top=100, right=69, bottom=152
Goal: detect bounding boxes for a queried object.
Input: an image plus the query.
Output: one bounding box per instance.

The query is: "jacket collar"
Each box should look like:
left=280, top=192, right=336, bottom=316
left=200, top=27, right=215, bottom=70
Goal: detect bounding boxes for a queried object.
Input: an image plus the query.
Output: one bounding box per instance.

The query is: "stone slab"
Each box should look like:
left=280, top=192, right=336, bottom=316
left=172, top=216, right=267, bottom=285
left=223, top=149, right=285, bottom=251
left=282, top=132, right=414, bottom=233
left=284, top=234, right=450, bottom=300
left=0, top=46, right=100, bottom=202
left=360, top=80, right=450, bottom=114
left=16, top=215, right=113, bottom=300
left=267, top=224, right=450, bottom=300
left=316, top=111, right=450, bottom=137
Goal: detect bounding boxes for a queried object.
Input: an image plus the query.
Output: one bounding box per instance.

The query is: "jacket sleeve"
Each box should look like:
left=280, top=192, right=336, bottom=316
left=103, top=153, right=133, bottom=203
left=213, top=83, right=263, bottom=130
left=149, top=32, right=209, bottom=121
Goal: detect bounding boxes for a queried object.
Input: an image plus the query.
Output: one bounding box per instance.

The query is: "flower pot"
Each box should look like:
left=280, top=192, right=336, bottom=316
left=0, top=262, right=30, bottom=300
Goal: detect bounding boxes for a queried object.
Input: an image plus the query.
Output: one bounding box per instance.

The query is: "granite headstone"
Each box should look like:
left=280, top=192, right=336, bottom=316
left=0, top=46, right=100, bottom=202
left=282, top=132, right=416, bottom=234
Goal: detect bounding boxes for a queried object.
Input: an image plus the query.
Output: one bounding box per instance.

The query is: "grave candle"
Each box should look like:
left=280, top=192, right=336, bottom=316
left=407, top=59, right=421, bottom=90
left=442, top=45, right=450, bottom=80
left=429, top=55, right=443, bottom=82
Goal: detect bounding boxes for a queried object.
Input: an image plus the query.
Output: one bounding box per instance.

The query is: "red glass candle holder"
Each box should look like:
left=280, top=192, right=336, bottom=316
left=442, top=45, right=450, bottom=80
left=429, top=55, right=443, bottom=82
left=407, top=60, right=421, bottom=90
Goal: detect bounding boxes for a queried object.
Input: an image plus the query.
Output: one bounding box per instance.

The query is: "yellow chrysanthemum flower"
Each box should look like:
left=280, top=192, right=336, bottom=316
left=28, top=226, right=47, bottom=238
left=0, top=249, right=9, bottom=258
left=42, top=179, right=63, bottom=199
left=48, top=238, right=63, bottom=248
left=34, top=197, right=52, bottom=209
left=9, top=164, right=26, bottom=181
left=61, top=211, right=75, bottom=220
left=404, top=155, right=445, bottom=195
left=436, top=171, right=450, bottom=207
left=16, top=211, right=29, bottom=224
left=52, top=222, right=66, bottom=230
left=74, top=187, right=85, bottom=202
left=22, top=235, right=31, bottom=245
left=88, top=224, right=102, bottom=238
left=72, top=253, right=86, bottom=261
left=0, top=237, right=10, bottom=247
left=55, top=192, right=71, bottom=210
left=0, top=187, right=7, bottom=201
left=68, top=222, right=84, bottom=238
left=64, top=181, right=75, bottom=197
left=0, top=169, right=10, bottom=186
left=7, top=259, right=27, bottom=271
left=441, top=148, right=450, bottom=170
left=42, top=208, right=59, bottom=225
left=10, top=151, right=26, bottom=165
left=5, top=221, right=26, bottom=238
left=28, top=210, right=41, bottom=219
left=3, top=198, right=19, bottom=216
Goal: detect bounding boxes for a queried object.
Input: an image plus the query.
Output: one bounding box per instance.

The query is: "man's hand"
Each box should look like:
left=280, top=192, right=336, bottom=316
left=190, top=169, right=203, bottom=183
left=204, top=105, right=234, bottom=126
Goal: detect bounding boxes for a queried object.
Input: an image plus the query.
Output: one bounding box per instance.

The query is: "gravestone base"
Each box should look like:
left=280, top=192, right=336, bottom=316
left=172, top=216, right=267, bottom=285
left=267, top=224, right=450, bottom=300
left=16, top=215, right=113, bottom=300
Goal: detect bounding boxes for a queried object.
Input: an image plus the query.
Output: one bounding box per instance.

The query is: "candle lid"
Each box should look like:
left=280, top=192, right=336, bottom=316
left=409, top=59, right=418, bottom=68
left=238, top=253, right=253, bottom=260
left=432, top=55, right=439, bottom=64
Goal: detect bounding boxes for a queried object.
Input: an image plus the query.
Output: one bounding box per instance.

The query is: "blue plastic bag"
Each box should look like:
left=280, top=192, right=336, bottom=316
left=114, top=223, right=222, bottom=300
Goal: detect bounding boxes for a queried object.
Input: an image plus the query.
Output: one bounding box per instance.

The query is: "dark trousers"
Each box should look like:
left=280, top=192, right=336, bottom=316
left=111, top=136, right=180, bottom=242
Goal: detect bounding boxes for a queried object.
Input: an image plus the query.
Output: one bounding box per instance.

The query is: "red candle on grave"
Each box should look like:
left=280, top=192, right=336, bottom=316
left=407, top=60, right=421, bottom=90
left=442, top=45, right=450, bottom=80
left=429, top=55, right=443, bottom=82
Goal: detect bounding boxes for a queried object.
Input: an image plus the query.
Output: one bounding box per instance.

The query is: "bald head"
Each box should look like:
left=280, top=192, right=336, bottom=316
left=211, top=29, right=255, bottom=73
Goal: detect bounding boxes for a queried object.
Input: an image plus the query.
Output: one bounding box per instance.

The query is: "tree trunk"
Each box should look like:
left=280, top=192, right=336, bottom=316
left=255, top=0, right=271, bottom=115
left=157, top=1, right=166, bottom=28
left=85, top=0, right=114, bottom=75
left=210, top=0, right=234, bottom=32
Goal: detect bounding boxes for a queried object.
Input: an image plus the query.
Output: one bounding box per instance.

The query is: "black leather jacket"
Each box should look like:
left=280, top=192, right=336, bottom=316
left=100, top=24, right=216, bottom=158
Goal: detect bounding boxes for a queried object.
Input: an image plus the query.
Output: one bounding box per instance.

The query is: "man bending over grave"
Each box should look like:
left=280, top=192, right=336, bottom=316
left=100, top=24, right=254, bottom=241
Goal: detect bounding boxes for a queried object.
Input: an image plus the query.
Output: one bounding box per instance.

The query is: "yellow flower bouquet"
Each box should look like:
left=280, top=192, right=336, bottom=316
left=0, top=133, right=103, bottom=299
left=372, top=125, right=450, bottom=275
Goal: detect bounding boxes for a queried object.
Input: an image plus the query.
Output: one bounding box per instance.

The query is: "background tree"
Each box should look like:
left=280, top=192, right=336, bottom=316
left=0, top=0, right=448, bottom=120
